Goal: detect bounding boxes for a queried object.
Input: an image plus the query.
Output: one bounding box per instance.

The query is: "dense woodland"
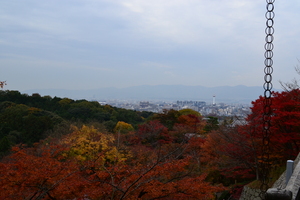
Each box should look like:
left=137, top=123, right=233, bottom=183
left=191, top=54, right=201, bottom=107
left=0, top=90, right=153, bottom=148
left=1, top=87, right=300, bottom=199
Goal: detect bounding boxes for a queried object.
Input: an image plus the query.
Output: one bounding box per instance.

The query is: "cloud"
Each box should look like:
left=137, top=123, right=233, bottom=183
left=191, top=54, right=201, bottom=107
left=116, top=0, right=262, bottom=46
left=1, top=0, right=299, bottom=91
left=141, top=61, right=173, bottom=69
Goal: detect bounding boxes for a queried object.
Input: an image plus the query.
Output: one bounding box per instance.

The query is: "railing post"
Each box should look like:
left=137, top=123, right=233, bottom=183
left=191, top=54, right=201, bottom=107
left=286, top=160, right=294, bottom=186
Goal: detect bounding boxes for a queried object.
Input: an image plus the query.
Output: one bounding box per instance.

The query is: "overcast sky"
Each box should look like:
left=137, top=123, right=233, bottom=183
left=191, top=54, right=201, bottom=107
left=1, top=0, right=300, bottom=91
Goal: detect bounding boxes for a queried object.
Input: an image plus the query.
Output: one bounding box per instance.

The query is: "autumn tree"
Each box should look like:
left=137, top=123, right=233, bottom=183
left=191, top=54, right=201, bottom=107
left=201, top=123, right=258, bottom=183
left=184, top=136, right=206, bottom=173
left=0, top=124, right=226, bottom=199
left=0, top=144, right=84, bottom=199
left=61, top=125, right=129, bottom=163
left=137, top=120, right=172, bottom=147
left=250, top=89, right=300, bottom=160
left=0, top=81, right=6, bottom=89
left=0, top=125, right=130, bottom=199
left=177, top=114, right=206, bottom=134
left=201, top=89, right=300, bottom=183
left=113, top=121, right=134, bottom=134
left=81, top=141, right=225, bottom=200
left=152, top=109, right=181, bottom=130
left=113, top=121, right=135, bottom=150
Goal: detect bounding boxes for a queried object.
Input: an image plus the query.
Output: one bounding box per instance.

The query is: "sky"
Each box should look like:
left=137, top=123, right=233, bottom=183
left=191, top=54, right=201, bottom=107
left=1, top=0, right=300, bottom=91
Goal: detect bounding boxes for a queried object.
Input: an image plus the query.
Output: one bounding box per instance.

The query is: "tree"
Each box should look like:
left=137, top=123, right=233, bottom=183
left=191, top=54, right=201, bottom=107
left=0, top=81, right=6, bottom=89
left=81, top=142, right=225, bottom=200
left=201, top=124, right=257, bottom=184
left=0, top=125, right=130, bottom=199
left=201, top=89, right=300, bottom=182
left=0, top=126, right=226, bottom=199
left=243, top=90, right=300, bottom=162
left=185, top=136, right=206, bottom=173
left=170, top=114, right=206, bottom=143
left=0, top=136, right=11, bottom=156
left=0, top=144, right=82, bottom=199
left=113, top=121, right=135, bottom=150
left=113, top=121, right=134, bottom=134
left=61, top=125, right=129, bottom=163
left=58, top=97, right=73, bottom=107
left=178, top=108, right=201, bottom=116
left=137, top=120, right=172, bottom=147
left=0, top=103, right=61, bottom=146
left=203, top=116, right=219, bottom=133
left=152, top=109, right=181, bottom=130
left=176, top=114, right=206, bottom=134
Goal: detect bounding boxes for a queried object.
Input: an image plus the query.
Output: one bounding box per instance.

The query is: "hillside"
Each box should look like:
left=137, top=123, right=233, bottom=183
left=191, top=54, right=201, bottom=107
left=0, top=90, right=153, bottom=151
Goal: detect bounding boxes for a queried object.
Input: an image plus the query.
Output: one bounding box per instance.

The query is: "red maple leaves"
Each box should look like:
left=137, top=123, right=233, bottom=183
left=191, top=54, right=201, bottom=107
left=0, top=122, right=225, bottom=199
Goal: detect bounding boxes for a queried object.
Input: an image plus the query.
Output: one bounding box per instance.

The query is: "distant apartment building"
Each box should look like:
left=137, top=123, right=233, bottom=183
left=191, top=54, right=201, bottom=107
left=101, top=99, right=251, bottom=118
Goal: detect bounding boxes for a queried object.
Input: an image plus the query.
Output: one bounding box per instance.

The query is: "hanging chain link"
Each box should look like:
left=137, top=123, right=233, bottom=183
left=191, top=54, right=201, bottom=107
left=260, top=0, right=275, bottom=199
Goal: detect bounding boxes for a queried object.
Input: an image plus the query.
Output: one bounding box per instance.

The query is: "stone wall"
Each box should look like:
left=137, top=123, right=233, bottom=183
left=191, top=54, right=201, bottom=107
left=239, top=185, right=262, bottom=200
left=240, top=153, right=300, bottom=200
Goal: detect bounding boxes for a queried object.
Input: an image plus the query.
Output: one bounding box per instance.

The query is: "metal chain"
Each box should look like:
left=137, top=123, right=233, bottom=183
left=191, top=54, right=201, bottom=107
left=260, top=0, right=275, bottom=199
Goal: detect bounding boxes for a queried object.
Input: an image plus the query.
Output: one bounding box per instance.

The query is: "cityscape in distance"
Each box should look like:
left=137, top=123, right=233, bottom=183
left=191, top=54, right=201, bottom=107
left=23, top=84, right=281, bottom=117
left=102, top=99, right=251, bottom=118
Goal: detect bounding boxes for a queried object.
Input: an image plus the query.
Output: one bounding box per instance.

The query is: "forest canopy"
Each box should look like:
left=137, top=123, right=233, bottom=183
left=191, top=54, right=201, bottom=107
left=1, top=88, right=300, bottom=199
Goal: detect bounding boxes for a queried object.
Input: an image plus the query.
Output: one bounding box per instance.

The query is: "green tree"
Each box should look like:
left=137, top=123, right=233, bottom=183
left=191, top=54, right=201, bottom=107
left=178, top=108, right=201, bottom=116
left=0, top=136, right=11, bottom=155
left=152, top=109, right=180, bottom=130
left=204, top=116, right=219, bottom=133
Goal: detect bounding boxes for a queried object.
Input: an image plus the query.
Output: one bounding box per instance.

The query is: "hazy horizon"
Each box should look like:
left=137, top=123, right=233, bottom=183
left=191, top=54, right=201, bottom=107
left=19, top=84, right=278, bottom=104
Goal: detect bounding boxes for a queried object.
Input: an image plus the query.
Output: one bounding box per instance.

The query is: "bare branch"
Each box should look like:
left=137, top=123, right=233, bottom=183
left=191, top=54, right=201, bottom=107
left=0, top=81, right=6, bottom=89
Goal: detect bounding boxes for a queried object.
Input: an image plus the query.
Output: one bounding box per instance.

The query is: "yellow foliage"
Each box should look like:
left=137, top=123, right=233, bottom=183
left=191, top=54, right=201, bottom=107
left=58, top=98, right=72, bottom=106
left=113, top=121, right=134, bottom=134
left=62, top=125, right=129, bottom=163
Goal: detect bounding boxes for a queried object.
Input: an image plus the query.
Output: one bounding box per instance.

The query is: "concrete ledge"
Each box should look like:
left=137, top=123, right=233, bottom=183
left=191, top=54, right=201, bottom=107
left=265, top=188, right=292, bottom=200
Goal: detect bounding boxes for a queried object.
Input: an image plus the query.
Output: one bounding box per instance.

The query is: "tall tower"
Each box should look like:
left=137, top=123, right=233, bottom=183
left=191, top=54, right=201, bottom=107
left=212, top=95, right=216, bottom=106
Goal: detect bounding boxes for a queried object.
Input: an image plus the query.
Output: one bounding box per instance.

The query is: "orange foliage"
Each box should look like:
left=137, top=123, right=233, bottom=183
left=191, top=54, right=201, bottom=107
left=0, top=145, right=86, bottom=199
left=201, top=89, right=300, bottom=182
left=0, top=124, right=226, bottom=199
left=176, top=114, right=206, bottom=134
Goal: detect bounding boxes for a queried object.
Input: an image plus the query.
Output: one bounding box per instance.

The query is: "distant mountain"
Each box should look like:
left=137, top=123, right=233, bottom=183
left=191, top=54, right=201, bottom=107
left=22, top=85, right=281, bottom=104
